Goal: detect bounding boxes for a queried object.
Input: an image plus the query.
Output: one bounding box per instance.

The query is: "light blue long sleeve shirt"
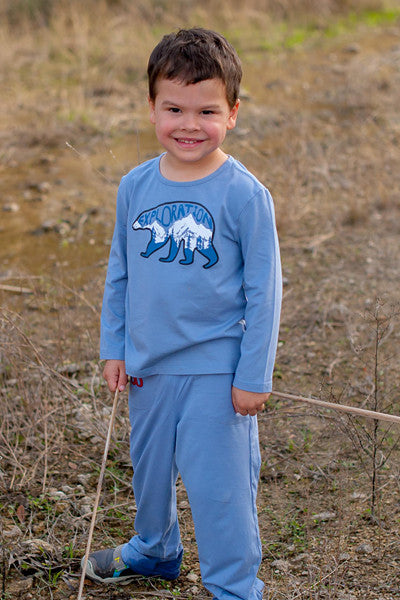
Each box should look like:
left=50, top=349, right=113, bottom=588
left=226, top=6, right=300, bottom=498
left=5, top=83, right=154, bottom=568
left=100, top=155, right=282, bottom=393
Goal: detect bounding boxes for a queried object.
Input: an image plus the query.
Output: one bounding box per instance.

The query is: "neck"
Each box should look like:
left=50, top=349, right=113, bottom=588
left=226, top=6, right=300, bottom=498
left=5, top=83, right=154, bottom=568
left=160, top=150, right=228, bottom=182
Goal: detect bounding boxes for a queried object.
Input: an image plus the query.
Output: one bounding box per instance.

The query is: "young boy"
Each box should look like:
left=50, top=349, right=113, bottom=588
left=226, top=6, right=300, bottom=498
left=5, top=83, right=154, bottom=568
left=83, top=28, right=282, bottom=600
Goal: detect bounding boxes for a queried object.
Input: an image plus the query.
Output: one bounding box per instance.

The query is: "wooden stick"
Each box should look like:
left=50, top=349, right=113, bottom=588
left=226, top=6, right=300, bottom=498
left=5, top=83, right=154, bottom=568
left=272, top=390, right=400, bottom=425
left=0, top=283, right=33, bottom=294
left=77, top=388, right=120, bottom=600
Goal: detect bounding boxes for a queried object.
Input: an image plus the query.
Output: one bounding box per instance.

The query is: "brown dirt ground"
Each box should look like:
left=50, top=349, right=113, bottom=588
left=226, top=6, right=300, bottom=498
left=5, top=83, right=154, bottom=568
left=1, top=13, right=400, bottom=600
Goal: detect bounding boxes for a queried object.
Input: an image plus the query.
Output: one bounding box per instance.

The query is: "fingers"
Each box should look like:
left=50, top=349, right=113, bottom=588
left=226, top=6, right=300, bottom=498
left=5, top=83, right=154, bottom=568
left=233, top=403, right=266, bottom=416
left=231, top=386, right=269, bottom=416
left=103, top=360, right=127, bottom=393
left=105, top=372, right=119, bottom=393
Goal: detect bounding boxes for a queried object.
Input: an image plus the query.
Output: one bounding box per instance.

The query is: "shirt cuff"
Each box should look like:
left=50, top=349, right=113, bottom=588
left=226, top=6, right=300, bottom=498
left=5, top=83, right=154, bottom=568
left=232, top=376, right=272, bottom=393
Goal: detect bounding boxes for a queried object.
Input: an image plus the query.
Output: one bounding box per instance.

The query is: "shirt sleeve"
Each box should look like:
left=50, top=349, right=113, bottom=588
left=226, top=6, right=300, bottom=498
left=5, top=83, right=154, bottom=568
left=100, top=178, right=129, bottom=361
left=232, top=187, right=282, bottom=393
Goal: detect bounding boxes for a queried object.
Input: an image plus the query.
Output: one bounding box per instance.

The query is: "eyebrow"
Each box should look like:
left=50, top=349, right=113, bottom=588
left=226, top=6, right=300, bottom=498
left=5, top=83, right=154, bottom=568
left=160, top=100, right=221, bottom=110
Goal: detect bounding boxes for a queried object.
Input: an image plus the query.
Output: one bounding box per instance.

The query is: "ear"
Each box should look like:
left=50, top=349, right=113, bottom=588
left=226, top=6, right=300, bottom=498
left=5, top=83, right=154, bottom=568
left=148, top=96, right=156, bottom=124
left=227, top=99, right=240, bottom=130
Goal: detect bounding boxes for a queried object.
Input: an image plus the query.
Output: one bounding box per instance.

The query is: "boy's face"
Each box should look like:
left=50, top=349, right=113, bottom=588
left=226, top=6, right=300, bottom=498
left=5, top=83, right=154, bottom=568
left=149, top=77, right=239, bottom=178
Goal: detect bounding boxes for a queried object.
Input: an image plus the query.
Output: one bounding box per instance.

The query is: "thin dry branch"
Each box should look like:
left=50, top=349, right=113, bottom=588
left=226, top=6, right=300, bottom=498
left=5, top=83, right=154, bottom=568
left=273, top=390, right=400, bottom=425
left=0, top=283, right=33, bottom=294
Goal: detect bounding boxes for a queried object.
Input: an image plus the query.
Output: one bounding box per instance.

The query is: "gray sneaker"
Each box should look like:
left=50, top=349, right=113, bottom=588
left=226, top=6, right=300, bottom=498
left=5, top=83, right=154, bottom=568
left=82, top=545, right=142, bottom=584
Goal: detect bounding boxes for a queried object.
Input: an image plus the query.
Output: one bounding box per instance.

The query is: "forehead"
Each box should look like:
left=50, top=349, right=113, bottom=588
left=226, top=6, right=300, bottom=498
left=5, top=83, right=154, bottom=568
left=154, top=77, right=229, bottom=105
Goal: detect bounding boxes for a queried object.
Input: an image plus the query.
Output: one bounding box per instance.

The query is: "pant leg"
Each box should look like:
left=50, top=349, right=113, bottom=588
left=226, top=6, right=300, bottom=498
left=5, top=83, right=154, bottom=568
left=121, top=375, right=183, bottom=576
left=176, top=374, right=264, bottom=600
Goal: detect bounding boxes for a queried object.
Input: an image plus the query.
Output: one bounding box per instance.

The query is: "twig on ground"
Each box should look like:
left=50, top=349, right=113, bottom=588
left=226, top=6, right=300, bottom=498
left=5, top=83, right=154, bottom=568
left=0, top=283, right=33, bottom=294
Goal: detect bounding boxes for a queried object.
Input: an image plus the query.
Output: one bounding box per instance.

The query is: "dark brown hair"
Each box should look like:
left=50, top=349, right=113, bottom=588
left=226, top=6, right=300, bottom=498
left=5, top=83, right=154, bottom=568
left=147, top=28, right=242, bottom=108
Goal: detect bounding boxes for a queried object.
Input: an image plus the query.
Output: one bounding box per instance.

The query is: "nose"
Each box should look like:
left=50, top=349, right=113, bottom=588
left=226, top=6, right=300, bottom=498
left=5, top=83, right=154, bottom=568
left=181, top=112, right=199, bottom=131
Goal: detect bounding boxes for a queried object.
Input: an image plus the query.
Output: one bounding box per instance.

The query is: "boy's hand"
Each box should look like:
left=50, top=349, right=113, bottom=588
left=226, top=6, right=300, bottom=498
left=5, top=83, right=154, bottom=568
left=103, top=359, right=128, bottom=392
left=232, top=386, right=270, bottom=416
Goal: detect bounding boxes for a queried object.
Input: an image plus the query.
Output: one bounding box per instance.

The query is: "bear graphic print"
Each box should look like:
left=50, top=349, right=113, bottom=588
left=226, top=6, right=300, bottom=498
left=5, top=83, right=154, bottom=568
left=132, top=201, right=219, bottom=269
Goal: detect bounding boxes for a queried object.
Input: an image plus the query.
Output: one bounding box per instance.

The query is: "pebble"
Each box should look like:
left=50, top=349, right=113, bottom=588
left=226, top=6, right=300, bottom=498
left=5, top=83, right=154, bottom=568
left=27, top=181, right=51, bottom=193
left=271, top=558, right=291, bottom=573
left=12, top=577, right=33, bottom=593
left=350, top=491, right=366, bottom=501
left=32, top=219, right=71, bottom=235
left=3, top=525, right=22, bottom=539
left=355, top=542, right=373, bottom=555
left=339, top=552, right=351, bottom=561
left=48, top=489, right=68, bottom=500
left=312, top=511, right=337, bottom=522
left=62, top=485, right=75, bottom=494
left=24, top=538, right=56, bottom=554
left=344, top=43, right=361, bottom=53
left=186, top=572, right=199, bottom=583
left=77, top=473, right=92, bottom=486
left=57, top=362, right=80, bottom=375
left=291, top=553, right=309, bottom=563
left=2, top=202, right=20, bottom=212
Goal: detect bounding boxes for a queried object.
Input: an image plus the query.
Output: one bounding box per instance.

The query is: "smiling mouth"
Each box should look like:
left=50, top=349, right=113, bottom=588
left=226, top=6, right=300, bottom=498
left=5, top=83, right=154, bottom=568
left=175, top=138, right=204, bottom=145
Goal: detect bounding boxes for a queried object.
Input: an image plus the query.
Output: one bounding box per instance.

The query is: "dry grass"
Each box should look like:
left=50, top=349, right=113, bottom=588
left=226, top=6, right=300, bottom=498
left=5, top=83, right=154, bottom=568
left=1, top=1, right=400, bottom=599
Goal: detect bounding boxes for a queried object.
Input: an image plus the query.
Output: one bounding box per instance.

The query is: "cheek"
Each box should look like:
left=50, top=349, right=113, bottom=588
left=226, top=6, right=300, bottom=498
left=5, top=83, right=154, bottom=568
left=156, top=116, right=175, bottom=135
left=205, top=121, right=225, bottom=137
left=210, top=123, right=228, bottom=142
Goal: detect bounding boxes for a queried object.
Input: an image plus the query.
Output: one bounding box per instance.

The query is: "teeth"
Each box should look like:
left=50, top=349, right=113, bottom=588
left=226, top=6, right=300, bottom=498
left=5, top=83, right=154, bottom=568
left=177, top=139, right=200, bottom=144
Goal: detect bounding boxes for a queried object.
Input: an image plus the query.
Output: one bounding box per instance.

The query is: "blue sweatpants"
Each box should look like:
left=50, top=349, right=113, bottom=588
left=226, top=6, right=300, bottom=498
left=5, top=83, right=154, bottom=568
left=121, top=374, right=264, bottom=600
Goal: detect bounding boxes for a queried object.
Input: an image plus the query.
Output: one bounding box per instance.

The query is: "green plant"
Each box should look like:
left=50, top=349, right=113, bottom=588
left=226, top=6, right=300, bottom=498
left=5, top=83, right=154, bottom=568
left=62, top=543, right=75, bottom=559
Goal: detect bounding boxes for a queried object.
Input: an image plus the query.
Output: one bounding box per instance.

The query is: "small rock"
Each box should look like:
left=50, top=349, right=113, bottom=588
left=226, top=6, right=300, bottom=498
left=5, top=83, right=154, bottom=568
left=79, top=502, right=93, bottom=516
left=62, top=485, right=74, bottom=494
left=312, top=511, right=337, bottom=522
left=271, top=559, right=291, bottom=573
left=291, top=553, right=309, bottom=563
left=350, top=492, right=366, bottom=501
left=344, top=43, right=360, bottom=53
left=12, top=577, right=33, bottom=593
left=35, top=219, right=57, bottom=233
left=38, top=155, right=55, bottom=166
left=339, top=552, right=351, bottom=561
left=57, top=221, right=71, bottom=235
left=27, top=181, right=51, bottom=193
left=77, top=473, right=92, bottom=486
left=190, top=586, right=200, bottom=595
left=57, top=363, right=80, bottom=375
left=3, top=202, right=20, bottom=212
left=3, top=525, right=22, bottom=539
left=24, top=538, right=55, bottom=554
left=355, top=542, right=373, bottom=555
left=48, top=489, right=67, bottom=500
left=186, top=572, right=199, bottom=583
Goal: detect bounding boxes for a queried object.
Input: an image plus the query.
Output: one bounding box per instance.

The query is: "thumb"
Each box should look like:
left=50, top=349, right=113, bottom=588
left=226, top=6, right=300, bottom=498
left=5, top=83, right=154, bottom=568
left=117, top=368, right=128, bottom=392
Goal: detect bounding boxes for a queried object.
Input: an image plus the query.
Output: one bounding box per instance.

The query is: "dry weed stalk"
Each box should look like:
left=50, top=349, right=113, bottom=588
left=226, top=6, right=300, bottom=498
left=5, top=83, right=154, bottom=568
left=333, top=299, right=400, bottom=518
